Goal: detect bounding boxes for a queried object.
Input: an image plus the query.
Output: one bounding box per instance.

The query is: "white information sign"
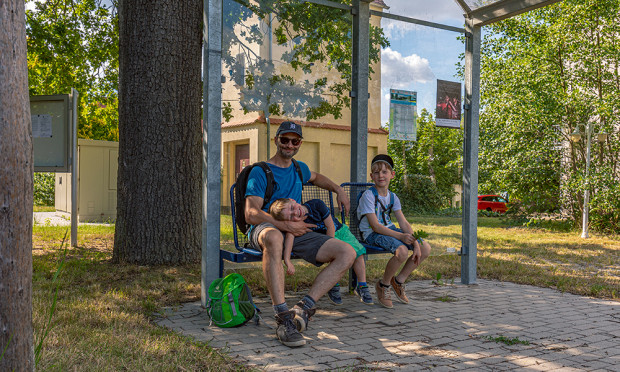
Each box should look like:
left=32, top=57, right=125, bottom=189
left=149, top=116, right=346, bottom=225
left=389, top=89, right=417, bottom=141
left=32, top=114, right=53, bottom=138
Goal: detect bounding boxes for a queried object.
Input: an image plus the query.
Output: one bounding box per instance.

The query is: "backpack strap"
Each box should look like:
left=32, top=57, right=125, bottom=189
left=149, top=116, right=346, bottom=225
left=291, top=158, right=304, bottom=183
left=370, top=186, right=393, bottom=225
left=255, top=162, right=275, bottom=208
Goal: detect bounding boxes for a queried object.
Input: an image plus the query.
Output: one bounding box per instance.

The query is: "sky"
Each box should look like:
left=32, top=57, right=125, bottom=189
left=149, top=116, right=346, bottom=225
left=379, top=0, right=466, bottom=125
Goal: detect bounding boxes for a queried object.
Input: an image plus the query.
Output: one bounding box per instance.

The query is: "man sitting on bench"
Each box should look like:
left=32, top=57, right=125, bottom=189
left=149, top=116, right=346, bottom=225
left=244, top=121, right=356, bottom=348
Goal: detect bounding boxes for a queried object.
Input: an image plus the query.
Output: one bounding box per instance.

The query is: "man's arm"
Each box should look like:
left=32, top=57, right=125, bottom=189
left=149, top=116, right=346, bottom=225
left=245, top=196, right=312, bottom=236
left=308, top=171, right=350, bottom=214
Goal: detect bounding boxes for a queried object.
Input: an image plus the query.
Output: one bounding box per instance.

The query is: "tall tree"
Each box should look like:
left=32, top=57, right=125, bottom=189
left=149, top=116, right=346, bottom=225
left=113, top=0, right=203, bottom=264
left=479, top=0, right=620, bottom=229
left=0, top=0, right=34, bottom=370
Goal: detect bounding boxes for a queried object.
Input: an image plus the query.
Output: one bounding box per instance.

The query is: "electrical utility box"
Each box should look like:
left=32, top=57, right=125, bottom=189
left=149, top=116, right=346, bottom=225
left=55, top=139, right=118, bottom=222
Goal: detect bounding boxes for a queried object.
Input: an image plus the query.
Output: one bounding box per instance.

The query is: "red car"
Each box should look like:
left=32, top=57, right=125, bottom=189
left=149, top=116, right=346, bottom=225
left=478, top=195, right=508, bottom=213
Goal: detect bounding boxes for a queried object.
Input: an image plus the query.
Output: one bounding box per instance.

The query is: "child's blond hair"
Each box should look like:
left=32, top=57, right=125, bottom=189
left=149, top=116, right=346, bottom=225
left=269, top=198, right=292, bottom=221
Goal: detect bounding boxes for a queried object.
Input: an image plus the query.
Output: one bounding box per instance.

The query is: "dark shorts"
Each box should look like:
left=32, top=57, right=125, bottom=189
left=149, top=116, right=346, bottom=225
left=249, top=222, right=332, bottom=267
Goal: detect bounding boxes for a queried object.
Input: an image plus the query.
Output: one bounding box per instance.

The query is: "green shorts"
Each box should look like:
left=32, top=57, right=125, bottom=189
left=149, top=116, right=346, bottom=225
left=335, top=224, right=366, bottom=258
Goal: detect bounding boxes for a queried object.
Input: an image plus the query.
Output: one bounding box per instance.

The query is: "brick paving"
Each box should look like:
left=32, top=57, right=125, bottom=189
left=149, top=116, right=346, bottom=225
left=155, top=279, right=620, bottom=371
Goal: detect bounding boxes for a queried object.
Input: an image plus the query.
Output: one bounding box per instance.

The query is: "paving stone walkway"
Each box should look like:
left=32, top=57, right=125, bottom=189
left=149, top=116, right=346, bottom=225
left=155, top=279, right=620, bottom=371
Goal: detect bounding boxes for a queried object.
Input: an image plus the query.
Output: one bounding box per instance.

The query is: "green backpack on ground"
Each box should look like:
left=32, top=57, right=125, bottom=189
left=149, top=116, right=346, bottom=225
left=206, top=273, right=258, bottom=328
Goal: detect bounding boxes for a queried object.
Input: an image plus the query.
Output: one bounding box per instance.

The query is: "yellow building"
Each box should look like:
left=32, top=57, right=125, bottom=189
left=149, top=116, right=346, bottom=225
left=221, top=0, right=389, bottom=206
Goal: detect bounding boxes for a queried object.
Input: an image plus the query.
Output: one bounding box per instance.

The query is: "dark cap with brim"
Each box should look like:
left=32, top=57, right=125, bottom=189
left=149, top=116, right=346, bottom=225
left=276, top=121, right=303, bottom=138
left=371, top=154, right=394, bottom=169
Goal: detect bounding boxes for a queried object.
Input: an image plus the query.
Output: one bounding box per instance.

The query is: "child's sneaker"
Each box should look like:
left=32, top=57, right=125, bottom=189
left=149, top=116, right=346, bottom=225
left=327, top=285, right=343, bottom=305
left=375, top=281, right=393, bottom=308
left=354, top=284, right=374, bottom=305
left=390, top=277, right=409, bottom=304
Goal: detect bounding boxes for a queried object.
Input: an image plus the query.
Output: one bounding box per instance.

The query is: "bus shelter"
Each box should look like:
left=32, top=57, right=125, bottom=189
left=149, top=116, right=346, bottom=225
left=201, top=0, right=562, bottom=305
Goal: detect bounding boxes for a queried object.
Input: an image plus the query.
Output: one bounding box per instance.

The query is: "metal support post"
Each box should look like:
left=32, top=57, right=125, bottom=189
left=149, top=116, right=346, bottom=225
left=461, top=19, right=481, bottom=285
left=202, top=0, right=223, bottom=307
left=350, top=0, right=371, bottom=183
left=70, top=88, right=79, bottom=247
left=349, top=0, right=371, bottom=291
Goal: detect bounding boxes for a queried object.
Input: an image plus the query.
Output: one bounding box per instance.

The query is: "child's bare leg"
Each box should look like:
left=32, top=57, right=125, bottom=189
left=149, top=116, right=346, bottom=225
left=382, top=245, right=408, bottom=285
left=395, top=240, right=431, bottom=283
left=352, top=255, right=366, bottom=283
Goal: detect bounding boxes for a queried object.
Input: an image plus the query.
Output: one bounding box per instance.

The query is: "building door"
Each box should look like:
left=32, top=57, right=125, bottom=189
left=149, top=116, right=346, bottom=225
left=235, top=144, right=250, bottom=179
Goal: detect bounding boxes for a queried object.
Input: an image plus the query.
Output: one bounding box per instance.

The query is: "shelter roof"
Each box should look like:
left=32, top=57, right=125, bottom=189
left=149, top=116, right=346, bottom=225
left=453, top=0, right=563, bottom=26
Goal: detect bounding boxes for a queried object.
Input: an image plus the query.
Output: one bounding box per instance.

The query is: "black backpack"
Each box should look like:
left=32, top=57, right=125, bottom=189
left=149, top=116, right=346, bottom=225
left=234, top=159, right=303, bottom=234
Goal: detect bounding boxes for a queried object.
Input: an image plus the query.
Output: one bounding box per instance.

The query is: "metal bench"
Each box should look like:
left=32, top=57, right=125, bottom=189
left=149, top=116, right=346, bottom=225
left=222, top=181, right=388, bottom=290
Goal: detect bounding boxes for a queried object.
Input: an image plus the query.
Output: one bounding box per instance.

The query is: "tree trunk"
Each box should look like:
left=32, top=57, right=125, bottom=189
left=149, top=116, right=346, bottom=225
left=0, top=1, right=34, bottom=370
left=114, top=0, right=203, bottom=264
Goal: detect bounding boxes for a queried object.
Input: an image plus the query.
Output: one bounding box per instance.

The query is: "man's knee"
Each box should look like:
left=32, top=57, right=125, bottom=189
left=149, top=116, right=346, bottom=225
left=318, top=239, right=355, bottom=266
left=341, top=243, right=356, bottom=266
left=259, top=228, right=283, bottom=257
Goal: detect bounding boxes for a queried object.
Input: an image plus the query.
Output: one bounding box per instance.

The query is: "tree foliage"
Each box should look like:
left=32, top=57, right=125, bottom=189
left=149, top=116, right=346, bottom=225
left=26, top=0, right=119, bottom=141
left=223, top=0, right=388, bottom=121
left=479, top=0, right=620, bottom=232
left=388, top=109, right=462, bottom=212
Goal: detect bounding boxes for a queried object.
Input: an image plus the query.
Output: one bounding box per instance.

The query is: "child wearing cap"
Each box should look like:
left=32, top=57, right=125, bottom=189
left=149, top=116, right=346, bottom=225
left=357, top=154, right=431, bottom=308
left=269, top=198, right=374, bottom=305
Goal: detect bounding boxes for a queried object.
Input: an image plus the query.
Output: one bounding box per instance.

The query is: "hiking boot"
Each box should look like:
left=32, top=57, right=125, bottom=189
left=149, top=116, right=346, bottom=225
left=275, top=310, right=306, bottom=347
left=390, top=277, right=409, bottom=304
left=327, top=285, right=343, bottom=305
left=375, top=281, right=393, bottom=308
left=291, top=303, right=316, bottom=332
left=354, top=284, right=374, bottom=305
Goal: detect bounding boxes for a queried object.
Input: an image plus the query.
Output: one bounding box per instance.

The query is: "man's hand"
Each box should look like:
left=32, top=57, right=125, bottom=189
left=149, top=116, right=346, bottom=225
left=335, top=187, right=350, bottom=215
left=280, top=220, right=315, bottom=237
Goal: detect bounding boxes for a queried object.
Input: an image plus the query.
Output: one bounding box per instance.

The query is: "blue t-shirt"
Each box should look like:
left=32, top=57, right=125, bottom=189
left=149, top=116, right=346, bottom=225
left=245, top=161, right=311, bottom=211
left=303, top=199, right=342, bottom=234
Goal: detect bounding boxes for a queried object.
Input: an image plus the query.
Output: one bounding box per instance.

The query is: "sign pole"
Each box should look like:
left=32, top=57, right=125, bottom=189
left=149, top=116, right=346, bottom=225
left=70, top=88, right=78, bottom=247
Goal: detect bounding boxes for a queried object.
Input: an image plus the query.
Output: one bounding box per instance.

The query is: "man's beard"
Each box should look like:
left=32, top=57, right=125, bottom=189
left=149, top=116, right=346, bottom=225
left=277, top=146, right=298, bottom=159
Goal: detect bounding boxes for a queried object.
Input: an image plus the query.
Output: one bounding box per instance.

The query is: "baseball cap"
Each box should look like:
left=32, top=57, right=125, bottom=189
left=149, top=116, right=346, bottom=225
left=371, top=154, right=394, bottom=169
left=276, top=121, right=303, bottom=138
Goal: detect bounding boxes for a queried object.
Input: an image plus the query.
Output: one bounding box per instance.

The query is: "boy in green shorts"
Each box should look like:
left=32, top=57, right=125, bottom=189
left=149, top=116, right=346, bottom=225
left=270, top=198, right=374, bottom=305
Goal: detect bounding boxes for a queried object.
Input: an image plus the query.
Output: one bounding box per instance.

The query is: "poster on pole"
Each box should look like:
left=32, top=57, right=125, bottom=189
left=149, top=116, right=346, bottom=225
left=389, top=89, right=417, bottom=141
left=435, top=80, right=461, bottom=128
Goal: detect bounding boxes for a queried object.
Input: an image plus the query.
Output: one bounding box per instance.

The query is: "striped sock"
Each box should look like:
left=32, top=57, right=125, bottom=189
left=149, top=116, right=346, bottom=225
left=273, top=302, right=288, bottom=314
left=299, top=295, right=316, bottom=310
left=357, top=282, right=367, bottom=288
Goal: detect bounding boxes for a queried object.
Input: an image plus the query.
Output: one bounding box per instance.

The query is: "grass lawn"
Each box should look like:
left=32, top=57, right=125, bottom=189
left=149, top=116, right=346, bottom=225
left=32, top=215, right=619, bottom=370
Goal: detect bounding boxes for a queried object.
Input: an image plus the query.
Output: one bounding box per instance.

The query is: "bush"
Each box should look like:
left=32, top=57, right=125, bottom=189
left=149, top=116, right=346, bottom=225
left=34, top=172, right=54, bottom=206
left=589, top=176, right=620, bottom=235
left=395, top=174, right=444, bottom=214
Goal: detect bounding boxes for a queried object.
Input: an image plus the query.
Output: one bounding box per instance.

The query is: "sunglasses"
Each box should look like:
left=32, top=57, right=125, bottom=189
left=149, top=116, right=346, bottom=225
left=278, top=137, right=301, bottom=146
